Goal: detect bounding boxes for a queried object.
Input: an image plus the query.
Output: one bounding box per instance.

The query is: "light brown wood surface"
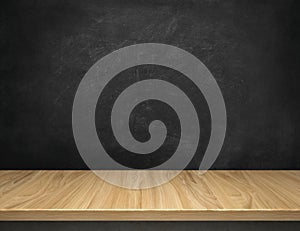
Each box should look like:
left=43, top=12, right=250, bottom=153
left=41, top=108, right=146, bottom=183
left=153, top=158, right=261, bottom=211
left=0, top=170, right=299, bottom=221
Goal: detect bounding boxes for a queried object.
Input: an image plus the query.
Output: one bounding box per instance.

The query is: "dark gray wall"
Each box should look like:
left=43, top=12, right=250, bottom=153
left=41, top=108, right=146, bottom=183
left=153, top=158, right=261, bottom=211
left=1, top=222, right=300, bottom=231
left=0, top=0, right=299, bottom=169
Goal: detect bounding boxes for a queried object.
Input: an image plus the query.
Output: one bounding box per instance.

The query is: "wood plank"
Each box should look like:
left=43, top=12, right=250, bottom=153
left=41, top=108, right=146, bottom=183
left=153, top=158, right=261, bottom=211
left=0, top=170, right=299, bottom=221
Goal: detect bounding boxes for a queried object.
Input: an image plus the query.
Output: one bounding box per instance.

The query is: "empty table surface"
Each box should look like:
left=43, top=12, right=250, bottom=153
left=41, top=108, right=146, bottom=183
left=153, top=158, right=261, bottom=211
left=0, top=170, right=299, bottom=221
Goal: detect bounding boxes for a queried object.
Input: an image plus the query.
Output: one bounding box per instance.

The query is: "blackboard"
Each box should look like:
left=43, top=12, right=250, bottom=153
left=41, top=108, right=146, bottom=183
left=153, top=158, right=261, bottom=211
left=0, top=0, right=299, bottom=169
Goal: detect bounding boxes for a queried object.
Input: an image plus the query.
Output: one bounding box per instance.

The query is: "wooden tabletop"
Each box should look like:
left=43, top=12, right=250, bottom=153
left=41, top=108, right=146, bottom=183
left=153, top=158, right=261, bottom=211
left=0, top=170, right=299, bottom=221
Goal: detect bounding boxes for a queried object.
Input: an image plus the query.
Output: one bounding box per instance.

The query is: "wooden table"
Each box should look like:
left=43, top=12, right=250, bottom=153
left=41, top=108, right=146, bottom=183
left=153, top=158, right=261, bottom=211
left=0, top=170, right=299, bottom=221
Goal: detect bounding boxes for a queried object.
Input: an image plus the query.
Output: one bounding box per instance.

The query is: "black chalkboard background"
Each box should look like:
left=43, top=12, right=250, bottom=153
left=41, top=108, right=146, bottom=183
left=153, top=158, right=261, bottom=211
left=0, top=0, right=299, bottom=170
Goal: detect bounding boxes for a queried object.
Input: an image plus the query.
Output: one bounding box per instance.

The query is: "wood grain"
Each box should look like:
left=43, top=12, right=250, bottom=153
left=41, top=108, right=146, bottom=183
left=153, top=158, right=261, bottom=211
left=0, top=170, right=299, bottom=221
